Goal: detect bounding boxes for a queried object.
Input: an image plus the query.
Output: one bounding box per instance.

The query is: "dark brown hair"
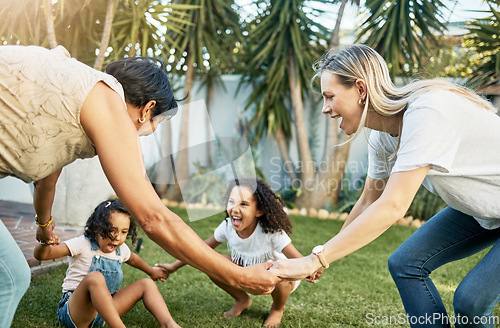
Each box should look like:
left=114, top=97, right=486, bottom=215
left=84, top=199, right=137, bottom=245
left=224, top=178, right=292, bottom=234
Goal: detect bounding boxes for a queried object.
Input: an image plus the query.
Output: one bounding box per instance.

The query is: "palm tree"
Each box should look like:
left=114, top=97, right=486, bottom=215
left=94, top=0, right=117, bottom=70
left=54, top=0, right=109, bottom=63
left=94, top=0, right=199, bottom=70
left=357, top=0, right=448, bottom=77
left=0, top=0, right=116, bottom=64
left=0, top=0, right=50, bottom=46
left=0, top=0, right=197, bottom=67
left=240, top=0, right=331, bottom=208
left=320, top=0, right=361, bottom=208
left=45, top=0, right=58, bottom=48
left=328, top=0, right=361, bottom=47
left=467, top=0, right=500, bottom=89
left=163, top=0, right=243, bottom=201
left=108, top=1, right=198, bottom=60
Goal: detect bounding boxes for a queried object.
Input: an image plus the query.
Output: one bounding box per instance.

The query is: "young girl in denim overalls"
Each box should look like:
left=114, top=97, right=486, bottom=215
left=34, top=199, right=181, bottom=328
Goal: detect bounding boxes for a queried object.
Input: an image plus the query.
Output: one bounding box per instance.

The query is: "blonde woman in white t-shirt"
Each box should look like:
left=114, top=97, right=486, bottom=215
left=158, top=178, right=323, bottom=328
left=271, top=44, right=500, bottom=328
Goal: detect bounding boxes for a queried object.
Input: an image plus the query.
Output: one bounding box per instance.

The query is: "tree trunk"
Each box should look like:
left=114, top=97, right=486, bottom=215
left=45, top=0, right=57, bottom=49
left=294, top=1, right=355, bottom=209
left=305, top=1, right=355, bottom=209
left=326, top=134, right=350, bottom=206
left=275, top=127, right=296, bottom=181
left=166, top=52, right=193, bottom=201
left=321, top=0, right=354, bottom=208
left=71, top=42, right=78, bottom=60
left=287, top=53, right=316, bottom=208
left=287, top=53, right=315, bottom=182
left=329, top=0, right=348, bottom=48
left=205, top=80, right=213, bottom=166
left=156, top=122, right=174, bottom=198
left=94, top=0, right=115, bottom=70
left=323, top=117, right=351, bottom=208
left=128, top=31, right=140, bottom=57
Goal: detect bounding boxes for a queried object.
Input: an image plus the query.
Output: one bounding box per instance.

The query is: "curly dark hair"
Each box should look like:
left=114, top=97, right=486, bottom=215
left=84, top=199, right=137, bottom=245
left=223, top=178, right=292, bottom=235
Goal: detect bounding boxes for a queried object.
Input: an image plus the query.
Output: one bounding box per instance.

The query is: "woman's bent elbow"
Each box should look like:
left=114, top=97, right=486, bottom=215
left=138, top=212, right=179, bottom=243
left=378, top=200, right=408, bottom=224
left=139, top=214, right=164, bottom=237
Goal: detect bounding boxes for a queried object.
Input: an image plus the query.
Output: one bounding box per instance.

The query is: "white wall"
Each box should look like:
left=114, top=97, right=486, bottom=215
left=0, top=176, right=33, bottom=203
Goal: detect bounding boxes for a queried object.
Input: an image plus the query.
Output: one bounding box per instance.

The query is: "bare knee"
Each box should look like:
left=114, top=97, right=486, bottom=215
left=274, top=281, right=294, bottom=293
left=83, top=271, right=107, bottom=289
left=271, top=281, right=294, bottom=300
left=137, top=278, right=158, bottom=292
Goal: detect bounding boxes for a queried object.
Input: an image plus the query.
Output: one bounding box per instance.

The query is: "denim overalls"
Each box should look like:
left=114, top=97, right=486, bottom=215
left=57, top=238, right=124, bottom=328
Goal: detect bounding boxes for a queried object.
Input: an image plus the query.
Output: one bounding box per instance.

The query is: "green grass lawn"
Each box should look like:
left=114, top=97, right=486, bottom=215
left=13, top=207, right=498, bottom=327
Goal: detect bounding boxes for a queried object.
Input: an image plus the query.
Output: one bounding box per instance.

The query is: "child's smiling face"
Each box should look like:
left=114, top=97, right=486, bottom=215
left=227, top=185, right=263, bottom=239
left=96, top=212, right=130, bottom=253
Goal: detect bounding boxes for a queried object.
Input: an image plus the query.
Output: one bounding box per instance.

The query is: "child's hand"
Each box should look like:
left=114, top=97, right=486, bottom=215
left=305, top=268, right=324, bottom=283
left=150, top=266, right=169, bottom=281
left=36, top=220, right=60, bottom=245
left=155, top=263, right=177, bottom=274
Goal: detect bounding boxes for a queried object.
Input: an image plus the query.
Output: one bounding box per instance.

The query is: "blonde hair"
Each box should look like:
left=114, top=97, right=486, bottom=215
left=314, top=44, right=496, bottom=140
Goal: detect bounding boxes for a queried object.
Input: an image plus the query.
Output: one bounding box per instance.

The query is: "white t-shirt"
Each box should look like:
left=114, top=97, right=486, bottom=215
left=368, top=90, right=500, bottom=229
left=213, top=218, right=292, bottom=267
left=61, top=235, right=131, bottom=292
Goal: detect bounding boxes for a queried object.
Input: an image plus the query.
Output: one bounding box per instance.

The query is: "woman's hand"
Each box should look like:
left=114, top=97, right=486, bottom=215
left=305, top=268, right=324, bottom=283
left=35, top=219, right=60, bottom=245
left=155, top=263, right=177, bottom=274
left=33, top=169, right=62, bottom=245
left=270, top=254, right=322, bottom=281
left=150, top=266, right=169, bottom=282
left=238, top=262, right=281, bottom=295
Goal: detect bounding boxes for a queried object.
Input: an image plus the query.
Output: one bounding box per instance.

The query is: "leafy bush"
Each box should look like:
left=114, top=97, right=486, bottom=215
left=331, top=173, right=446, bottom=221
left=331, top=171, right=364, bottom=213
left=406, top=186, right=447, bottom=221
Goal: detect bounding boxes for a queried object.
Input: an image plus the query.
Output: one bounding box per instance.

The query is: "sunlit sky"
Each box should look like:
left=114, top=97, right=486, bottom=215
left=235, top=0, right=493, bottom=31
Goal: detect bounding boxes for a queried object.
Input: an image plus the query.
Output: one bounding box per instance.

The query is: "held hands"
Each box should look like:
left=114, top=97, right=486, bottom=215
left=35, top=219, right=60, bottom=245
left=155, top=263, right=177, bottom=275
left=269, top=255, right=323, bottom=282
left=239, top=261, right=282, bottom=295
left=155, top=262, right=283, bottom=294
left=305, top=268, right=324, bottom=283
left=150, top=265, right=169, bottom=281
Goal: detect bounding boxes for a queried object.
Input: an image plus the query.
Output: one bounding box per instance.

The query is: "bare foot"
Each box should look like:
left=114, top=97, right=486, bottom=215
left=262, top=304, right=285, bottom=328
left=164, top=320, right=182, bottom=328
left=223, top=296, right=252, bottom=318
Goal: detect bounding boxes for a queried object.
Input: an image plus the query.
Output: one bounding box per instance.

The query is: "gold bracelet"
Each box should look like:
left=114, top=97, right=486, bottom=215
left=35, top=215, right=53, bottom=228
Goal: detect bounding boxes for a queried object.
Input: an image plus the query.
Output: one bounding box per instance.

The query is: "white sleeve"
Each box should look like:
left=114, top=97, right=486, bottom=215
left=272, top=231, right=292, bottom=252
left=64, top=235, right=88, bottom=256
left=392, top=105, right=458, bottom=174
left=120, top=243, right=131, bottom=262
left=213, top=219, right=230, bottom=243
left=367, top=130, right=397, bottom=179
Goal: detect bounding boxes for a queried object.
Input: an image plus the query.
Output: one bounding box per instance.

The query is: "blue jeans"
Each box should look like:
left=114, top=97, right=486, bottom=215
left=0, top=220, right=31, bottom=327
left=58, top=291, right=104, bottom=328
left=388, top=207, right=500, bottom=328
left=89, top=238, right=123, bottom=295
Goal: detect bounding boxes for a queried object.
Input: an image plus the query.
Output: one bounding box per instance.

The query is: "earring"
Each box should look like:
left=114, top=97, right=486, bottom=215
left=358, top=98, right=365, bottom=106
left=138, top=117, right=146, bottom=123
